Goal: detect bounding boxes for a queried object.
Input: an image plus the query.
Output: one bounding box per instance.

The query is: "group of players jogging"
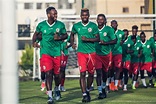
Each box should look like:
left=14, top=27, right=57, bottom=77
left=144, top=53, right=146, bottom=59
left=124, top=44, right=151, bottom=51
left=32, top=7, right=156, bottom=104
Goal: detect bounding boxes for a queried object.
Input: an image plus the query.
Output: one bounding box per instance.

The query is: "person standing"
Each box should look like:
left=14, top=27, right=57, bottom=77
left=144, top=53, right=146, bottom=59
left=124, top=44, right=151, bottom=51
left=32, top=7, right=68, bottom=104
left=95, top=14, right=116, bottom=98
left=110, top=20, right=125, bottom=91
left=70, top=8, right=99, bottom=102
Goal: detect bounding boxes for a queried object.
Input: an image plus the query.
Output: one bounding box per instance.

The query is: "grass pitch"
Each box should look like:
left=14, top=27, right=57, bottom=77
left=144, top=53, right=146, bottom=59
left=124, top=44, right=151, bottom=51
left=19, top=79, right=156, bottom=104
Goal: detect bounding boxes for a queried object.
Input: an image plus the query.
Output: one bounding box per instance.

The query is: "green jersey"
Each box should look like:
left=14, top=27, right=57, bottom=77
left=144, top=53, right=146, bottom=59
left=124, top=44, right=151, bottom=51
left=36, top=20, right=67, bottom=57
left=131, top=42, right=142, bottom=63
left=61, top=36, right=70, bottom=56
left=140, top=40, right=153, bottom=62
left=128, top=35, right=140, bottom=42
left=112, top=29, right=124, bottom=55
left=95, top=25, right=116, bottom=55
left=149, top=37, right=156, bottom=60
left=71, top=21, right=99, bottom=53
left=122, top=39, right=134, bottom=62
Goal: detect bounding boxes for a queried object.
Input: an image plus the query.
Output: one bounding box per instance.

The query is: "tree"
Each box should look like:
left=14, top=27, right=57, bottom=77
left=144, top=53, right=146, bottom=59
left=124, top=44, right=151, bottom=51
left=20, top=44, right=33, bottom=72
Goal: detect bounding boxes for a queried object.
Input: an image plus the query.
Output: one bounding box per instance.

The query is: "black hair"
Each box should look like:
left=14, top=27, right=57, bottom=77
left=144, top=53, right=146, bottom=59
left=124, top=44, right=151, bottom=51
left=123, top=29, right=129, bottom=32
left=46, top=6, right=55, bottom=14
left=97, top=14, right=107, bottom=21
left=81, top=8, right=89, bottom=15
left=131, top=35, right=136, bottom=40
left=132, top=25, right=138, bottom=30
left=111, top=20, right=117, bottom=24
left=140, top=31, right=146, bottom=37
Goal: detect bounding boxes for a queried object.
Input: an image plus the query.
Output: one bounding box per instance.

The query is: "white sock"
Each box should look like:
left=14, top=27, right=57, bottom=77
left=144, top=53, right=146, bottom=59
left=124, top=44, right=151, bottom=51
left=47, top=90, right=52, bottom=98
left=141, top=79, right=147, bottom=86
left=111, top=77, right=114, bottom=82
left=115, top=80, right=118, bottom=86
left=124, top=85, right=127, bottom=89
left=133, top=81, right=136, bottom=87
left=106, top=77, right=110, bottom=86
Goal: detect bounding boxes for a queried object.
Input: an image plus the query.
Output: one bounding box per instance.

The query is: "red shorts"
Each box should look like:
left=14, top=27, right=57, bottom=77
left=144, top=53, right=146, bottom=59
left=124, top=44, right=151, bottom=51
left=122, top=61, right=131, bottom=70
left=40, top=54, right=61, bottom=74
left=152, top=60, right=156, bottom=69
left=95, top=53, right=111, bottom=72
left=140, top=62, right=152, bottom=72
left=112, top=54, right=122, bottom=69
left=131, top=62, right=139, bottom=75
left=77, top=52, right=96, bottom=74
left=61, top=54, right=68, bottom=68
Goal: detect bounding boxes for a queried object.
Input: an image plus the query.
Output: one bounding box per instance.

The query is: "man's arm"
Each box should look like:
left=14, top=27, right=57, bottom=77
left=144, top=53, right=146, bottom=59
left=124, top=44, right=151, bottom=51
left=32, top=31, right=40, bottom=48
left=54, top=33, right=68, bottom=41
left=81, top=34, right=100, bottom=42
left=99, top=38, right=117, bottom=45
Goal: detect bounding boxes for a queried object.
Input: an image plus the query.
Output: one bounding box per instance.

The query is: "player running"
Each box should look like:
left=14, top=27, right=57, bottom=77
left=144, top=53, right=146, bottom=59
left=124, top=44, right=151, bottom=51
left=70, top=8, right=99, bottom=102
left=95, top=14, right=116, bottom=99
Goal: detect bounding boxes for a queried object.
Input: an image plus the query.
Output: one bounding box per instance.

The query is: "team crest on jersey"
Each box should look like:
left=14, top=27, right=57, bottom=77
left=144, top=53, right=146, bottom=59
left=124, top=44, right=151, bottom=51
left=44, top=30, right=46, bottom=33
left=56, top=28, right=60, bottom=32
left=88, top=28, right=92, bottom=32
left=127, top=44, right=130, bottom=47
left=103, top=32, right=107, bottom=36
left=119, top=34, right=122, bottom=38
left=147, top=45, right=150, bottom=48
left=137, top=47, right=139, bottom=50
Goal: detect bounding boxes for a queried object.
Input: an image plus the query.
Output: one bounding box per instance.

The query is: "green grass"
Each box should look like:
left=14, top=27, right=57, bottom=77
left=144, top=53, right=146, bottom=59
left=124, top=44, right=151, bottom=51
left=19, top=79, right=156, bottom=104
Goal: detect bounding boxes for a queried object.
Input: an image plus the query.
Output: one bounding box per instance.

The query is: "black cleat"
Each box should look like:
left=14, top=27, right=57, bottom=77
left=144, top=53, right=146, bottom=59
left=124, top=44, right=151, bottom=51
left=82, top=95, right=90, bottom=103
left=98, top=93, right=105, bottom=99
left=143, top=85, right=148, bottom=88
left=102, top=88, right=107, bottom=98
left=47, top=97, right=54, bottom=104
left=86, top=91, right=91, bottom=102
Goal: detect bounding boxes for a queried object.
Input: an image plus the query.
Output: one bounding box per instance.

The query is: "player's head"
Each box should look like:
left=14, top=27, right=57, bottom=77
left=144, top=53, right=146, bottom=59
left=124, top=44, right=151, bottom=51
left=80, top=8, right=90, bottom=23
left=131, top=35, right=136, bottom=43
left=111, top=20, right=118, bottom=30
left=132, top=25, right=138, bottom=35
left=46, top=6, right=57, bottom=21
left=97, top=14, right=107, bottom=26
left=154, top=31, right=156, bottom=41
left=123, top=29, right=129, bottom=39
left=140, top=31, right=146, bottom=42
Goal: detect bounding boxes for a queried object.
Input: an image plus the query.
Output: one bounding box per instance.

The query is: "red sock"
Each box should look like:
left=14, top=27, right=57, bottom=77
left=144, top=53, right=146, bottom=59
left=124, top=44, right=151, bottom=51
left=61, top=78, right=65, bottom=86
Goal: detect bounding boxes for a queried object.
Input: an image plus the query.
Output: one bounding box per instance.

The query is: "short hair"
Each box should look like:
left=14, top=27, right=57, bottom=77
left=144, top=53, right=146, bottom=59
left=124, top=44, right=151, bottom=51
left=140, top=31, right=145, bottom=37
left=97, top=14, right=107, bottom=21
left=111, top=20, right=117, bottom=24
left=46, top=6, right=55, bottom=14
left=81, top=8, right=89, bottom=14
left=132, top=25, right=138, bottom=30
left=123, top=29, right=129, bottom=32
left=154, top=30, right=156, bottom=35
left=131, top=35, right=136, bottom=40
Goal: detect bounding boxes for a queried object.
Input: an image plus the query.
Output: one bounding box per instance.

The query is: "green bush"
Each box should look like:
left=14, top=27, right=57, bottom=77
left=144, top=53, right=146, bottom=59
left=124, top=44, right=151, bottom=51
left=20, top=44, right=33, bottom=71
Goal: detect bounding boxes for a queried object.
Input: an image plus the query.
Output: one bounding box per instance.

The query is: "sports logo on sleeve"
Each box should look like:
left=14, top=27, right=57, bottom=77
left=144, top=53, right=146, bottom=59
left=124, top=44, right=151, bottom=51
left=56, top=28, right=60, bottom=32
left=88, top=28, right=92, bottom=32
left=103, top=32, right=107, bottom=36
left=147, top=45, right=150, bottom=48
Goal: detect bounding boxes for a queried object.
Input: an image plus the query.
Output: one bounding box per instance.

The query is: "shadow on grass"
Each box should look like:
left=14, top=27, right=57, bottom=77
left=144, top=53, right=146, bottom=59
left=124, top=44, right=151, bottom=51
left=20, top=95, right=46, bottom=101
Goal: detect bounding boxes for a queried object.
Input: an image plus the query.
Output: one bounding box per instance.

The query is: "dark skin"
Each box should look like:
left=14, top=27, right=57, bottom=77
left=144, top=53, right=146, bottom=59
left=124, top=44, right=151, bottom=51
left=70, top=11, right=99, bottom=94
left=32, top=9, right=67, bottom=47
left=132, top=28, right=138, bottom=36
left=97, top=16, right=116, bottom=45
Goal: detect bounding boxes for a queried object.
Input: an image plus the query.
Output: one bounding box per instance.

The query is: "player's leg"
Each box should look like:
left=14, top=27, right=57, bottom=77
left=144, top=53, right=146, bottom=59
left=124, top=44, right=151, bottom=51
left=123, top=61, right=130, bottom=91
left=114, top=54, right=122, bottom=91
left=53, top=56, right=61, bottom=100
left=146, top=63, right=153, bottom=87
left=40, top=71, right=46, bottom=91
left=131, top=63, right=139, bottom=90
left=140, top=69, right=147, bottom=88
left=60, top=55, right=68, bottom=91
left=95, top=55, right=103, bottom=98
left=40, top=54, right=54, bottom=103
left=77, top=52, right=90, bottom=102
